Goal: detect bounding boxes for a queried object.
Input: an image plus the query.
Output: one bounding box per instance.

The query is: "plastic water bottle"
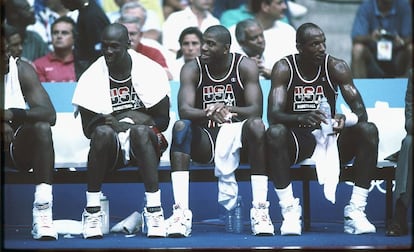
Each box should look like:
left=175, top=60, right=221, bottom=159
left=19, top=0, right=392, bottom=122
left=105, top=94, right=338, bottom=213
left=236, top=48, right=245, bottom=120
left=225, top=209, right=234, bottom=232
left=100, top=194, right=110, bottom=234
left=318, top=96, right=333, bottom=135
left=233, top=196, right=243, bottom=233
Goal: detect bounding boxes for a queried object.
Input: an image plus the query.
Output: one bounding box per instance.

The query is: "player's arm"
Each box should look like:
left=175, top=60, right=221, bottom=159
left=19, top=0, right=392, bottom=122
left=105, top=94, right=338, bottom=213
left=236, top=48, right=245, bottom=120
left=329, top=57, right=368, bottom=123
left=16, top=59, right=56, bottom=126
left=177, top=60, right=206, bottom=120
left=232, top=56, right=263, bottom=120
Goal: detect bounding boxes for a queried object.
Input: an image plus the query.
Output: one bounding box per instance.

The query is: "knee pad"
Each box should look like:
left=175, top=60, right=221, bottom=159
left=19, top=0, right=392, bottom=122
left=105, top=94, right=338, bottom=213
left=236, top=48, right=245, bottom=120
left=170, top=120, right=192, bottom=154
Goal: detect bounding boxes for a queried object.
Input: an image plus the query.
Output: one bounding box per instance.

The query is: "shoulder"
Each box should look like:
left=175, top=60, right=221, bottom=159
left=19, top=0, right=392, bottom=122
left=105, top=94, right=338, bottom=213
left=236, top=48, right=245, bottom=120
left=327, top=55, right=350, bottom=74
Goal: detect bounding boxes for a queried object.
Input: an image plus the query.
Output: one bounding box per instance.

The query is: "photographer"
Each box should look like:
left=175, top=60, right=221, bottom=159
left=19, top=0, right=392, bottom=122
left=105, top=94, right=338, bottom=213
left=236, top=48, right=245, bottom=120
left=350, top=0, right=412, bottom=78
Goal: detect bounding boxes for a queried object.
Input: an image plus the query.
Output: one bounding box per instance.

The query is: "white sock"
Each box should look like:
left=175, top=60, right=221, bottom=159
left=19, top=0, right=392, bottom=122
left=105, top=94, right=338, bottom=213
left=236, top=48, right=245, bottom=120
left=145, top=190, right=161, bottom=208
left=350, top=185, right=369, bottom=208
left=86, top=191, right=102, bottom=208
left=171, top=171, right=189, bottom=209
left=34, top=183, right=52, bottom=204
left=251, top=175, right=268, bottom=206
left=275, top=184, right=295, bottom=205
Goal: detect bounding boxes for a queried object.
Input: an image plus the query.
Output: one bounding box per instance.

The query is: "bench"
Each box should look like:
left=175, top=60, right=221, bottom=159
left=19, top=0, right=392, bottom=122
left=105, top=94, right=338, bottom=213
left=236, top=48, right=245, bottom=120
left=4, top=78, right=407, bottom=230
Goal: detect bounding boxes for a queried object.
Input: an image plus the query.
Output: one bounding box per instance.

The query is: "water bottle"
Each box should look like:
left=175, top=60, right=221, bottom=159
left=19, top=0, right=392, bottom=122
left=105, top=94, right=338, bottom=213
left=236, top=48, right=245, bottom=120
left=225, top=209, right=234, bottom=233
left=100, top=194, right=110, bottom=234
left=318, top=96, right=333, bottom=135
left=233, top=196, right=243, bottom=233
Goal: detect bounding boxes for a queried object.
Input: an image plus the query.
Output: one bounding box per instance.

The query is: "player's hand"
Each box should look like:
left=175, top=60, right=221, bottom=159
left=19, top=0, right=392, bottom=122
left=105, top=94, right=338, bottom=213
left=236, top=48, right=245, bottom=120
left=205, top=103, right=236, bottom=124
left=333, top=113, right=345, bottom=132
left=297, top=110, right=325, bottom=127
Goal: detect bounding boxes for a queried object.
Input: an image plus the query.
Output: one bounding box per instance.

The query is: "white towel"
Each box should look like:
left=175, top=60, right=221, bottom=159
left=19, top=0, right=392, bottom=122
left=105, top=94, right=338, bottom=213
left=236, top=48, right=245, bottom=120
left=214, top=121, right=245, bottom=210
left=310, top=128, right=339, bottom=204
left=4, top=57, right=26, bottom=110
left=72, top=49, right=170, bottom=114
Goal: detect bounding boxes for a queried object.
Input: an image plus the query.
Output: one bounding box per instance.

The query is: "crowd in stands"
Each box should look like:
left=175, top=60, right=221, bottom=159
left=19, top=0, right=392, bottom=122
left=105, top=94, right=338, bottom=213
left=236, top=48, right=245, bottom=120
left=3, top=0, right=312, bottom=83
left=4, top=0, right=412, bottom=83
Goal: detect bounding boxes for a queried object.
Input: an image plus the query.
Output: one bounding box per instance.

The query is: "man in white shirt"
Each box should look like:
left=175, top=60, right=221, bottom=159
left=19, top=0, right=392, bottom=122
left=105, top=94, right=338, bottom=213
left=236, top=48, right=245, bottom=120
left=229, top=0, right=297, bottom=71
left=162, top=0, right=219, bottom=56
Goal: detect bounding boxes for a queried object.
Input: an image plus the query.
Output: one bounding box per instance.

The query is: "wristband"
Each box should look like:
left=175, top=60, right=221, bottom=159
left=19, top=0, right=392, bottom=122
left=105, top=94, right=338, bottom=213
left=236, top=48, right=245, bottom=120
left=344, top=112, right=358, bottom=127
left=9, top=108, right=27, bottom=125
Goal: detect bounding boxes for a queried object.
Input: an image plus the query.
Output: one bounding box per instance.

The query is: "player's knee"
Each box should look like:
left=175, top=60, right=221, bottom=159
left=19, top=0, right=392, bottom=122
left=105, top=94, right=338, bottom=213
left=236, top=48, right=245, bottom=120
left=359, top=121, right=379, bottom=144
left=266, top=124, right=288, bottom=141
left=245, top=117, right=265, bottom=138
left=129, top=125, right=149, bottom=140
left=92, top=125, right=117, bottom=144
left=171, top=119, right=192, bottom=154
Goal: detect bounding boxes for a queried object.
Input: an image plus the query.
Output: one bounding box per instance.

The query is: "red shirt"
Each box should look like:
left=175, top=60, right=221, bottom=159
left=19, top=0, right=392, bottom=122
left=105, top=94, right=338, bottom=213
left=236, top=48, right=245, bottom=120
left=33, top=52, right=76, bottom=82
left=135, top=43, right=169, bottom=69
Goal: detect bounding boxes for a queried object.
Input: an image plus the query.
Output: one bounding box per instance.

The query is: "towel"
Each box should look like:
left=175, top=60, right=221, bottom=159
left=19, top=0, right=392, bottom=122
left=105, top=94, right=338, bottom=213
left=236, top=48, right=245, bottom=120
left=310, top=126, right=339, bottom=204
left=4, top=57, right=26, bottom=110
left=214, top=121, right=245, bottom=210
left=72, top=49, right=170, bottom=114
left=117, top=118, right=134, bottom=162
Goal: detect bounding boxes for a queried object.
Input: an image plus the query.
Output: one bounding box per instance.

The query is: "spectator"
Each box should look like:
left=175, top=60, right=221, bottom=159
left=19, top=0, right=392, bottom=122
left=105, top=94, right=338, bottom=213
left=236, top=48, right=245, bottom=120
left=212, top=0, right=246, bottom=20
left=163, top=0, right=188, bottom=20
left=165, top=25, right=274, bottom=238
left=351, top=0, right=412, bottom=78
left=3, top=24, right=27, bottom=61
left=2, top=25, right=58, bottom=240
left=72, top=23, right=171, bottom=239
left=219, top=0, right=252, bottom=28
left=117, top=15, right=173, bottom=80
left=5, top=0, right=49, bottom=62
left=170, top=26, right=202, bottom=81
left=118, top=1, right=162, bottom=43
left=162, top=0, right=219, bottom=56
left=386, top=69, right=412, bottom=236
left=266, top=23, right=379, bottom=236
left=229, top=0, right=297, bottom=70
left=28, top=0, right=78, bottom=50
left=235, top=19, right=270, bottom=79
left=33, top=16, right=76, bottom=82
left=61, top=0, right=110, bottom=80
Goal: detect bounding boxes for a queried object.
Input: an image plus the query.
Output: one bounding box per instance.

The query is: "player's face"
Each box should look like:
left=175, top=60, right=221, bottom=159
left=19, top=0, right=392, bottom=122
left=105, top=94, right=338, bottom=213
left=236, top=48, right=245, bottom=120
left=102, top=39, right=128, bottom=67
left=2, top=38, right=11, bottom=75
left=240, top=24, right=265, bottom=57
left=200, top=33, right=228, bottom=64
left=299, top=28, right=326, bottom=66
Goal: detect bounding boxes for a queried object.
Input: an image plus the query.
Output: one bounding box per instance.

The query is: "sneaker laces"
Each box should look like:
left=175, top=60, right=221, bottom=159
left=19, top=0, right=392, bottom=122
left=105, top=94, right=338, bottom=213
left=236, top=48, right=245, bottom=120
left=84, top=212, right=102, bottom=229
left=34, top=204, right=53, bottom=227
left=147, top=211, right=163, bottom=227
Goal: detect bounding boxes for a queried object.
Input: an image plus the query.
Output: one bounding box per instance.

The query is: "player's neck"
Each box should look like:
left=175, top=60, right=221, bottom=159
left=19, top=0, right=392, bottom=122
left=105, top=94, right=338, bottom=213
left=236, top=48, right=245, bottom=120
left=207, top=54, right=232, bottom=79
left=109, top=54, right=132, bottom=80
left=296, top=55, right=320, bottom=80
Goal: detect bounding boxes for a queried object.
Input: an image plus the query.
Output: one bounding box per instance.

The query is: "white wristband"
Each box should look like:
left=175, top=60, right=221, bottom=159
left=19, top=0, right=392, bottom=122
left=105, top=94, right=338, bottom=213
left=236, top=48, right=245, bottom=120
left=344, top=112, right=358, bottom=127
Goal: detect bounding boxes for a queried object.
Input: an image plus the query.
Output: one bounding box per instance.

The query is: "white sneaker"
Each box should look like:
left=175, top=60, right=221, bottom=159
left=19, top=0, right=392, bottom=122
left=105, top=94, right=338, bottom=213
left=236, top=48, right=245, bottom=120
left=250, top=202, right=274, bottom=236
left=280, top=198, right=302, bottom=236
left=166, top=204, right=192, bottom=237
left=344, top=204, right=376, bottom=234
left=142, top=207, right=166, bottom=238
left=32, top=202, right=58, bottom=240
left=82, top=209, right=104, bottom=239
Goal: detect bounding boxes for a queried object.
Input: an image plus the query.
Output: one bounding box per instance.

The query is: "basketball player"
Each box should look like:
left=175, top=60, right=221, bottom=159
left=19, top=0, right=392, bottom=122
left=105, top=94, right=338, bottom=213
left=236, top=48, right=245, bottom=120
left=165, top=25, right=274, bottom=238
left=72, top=23, right=170, bottom=239
left=266, top=22, right=379, bottom=236
left=2, top=26, right=58, bottom=240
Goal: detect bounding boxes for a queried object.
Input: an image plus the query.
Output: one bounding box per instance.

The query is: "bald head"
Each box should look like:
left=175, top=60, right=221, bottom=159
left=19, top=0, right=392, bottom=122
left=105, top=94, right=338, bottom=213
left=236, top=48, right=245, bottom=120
left=296, top=22, right=323, bottom=45
left=204, top=25, right=231, bottom=46
left=102, top=23, right=130, bottom=46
